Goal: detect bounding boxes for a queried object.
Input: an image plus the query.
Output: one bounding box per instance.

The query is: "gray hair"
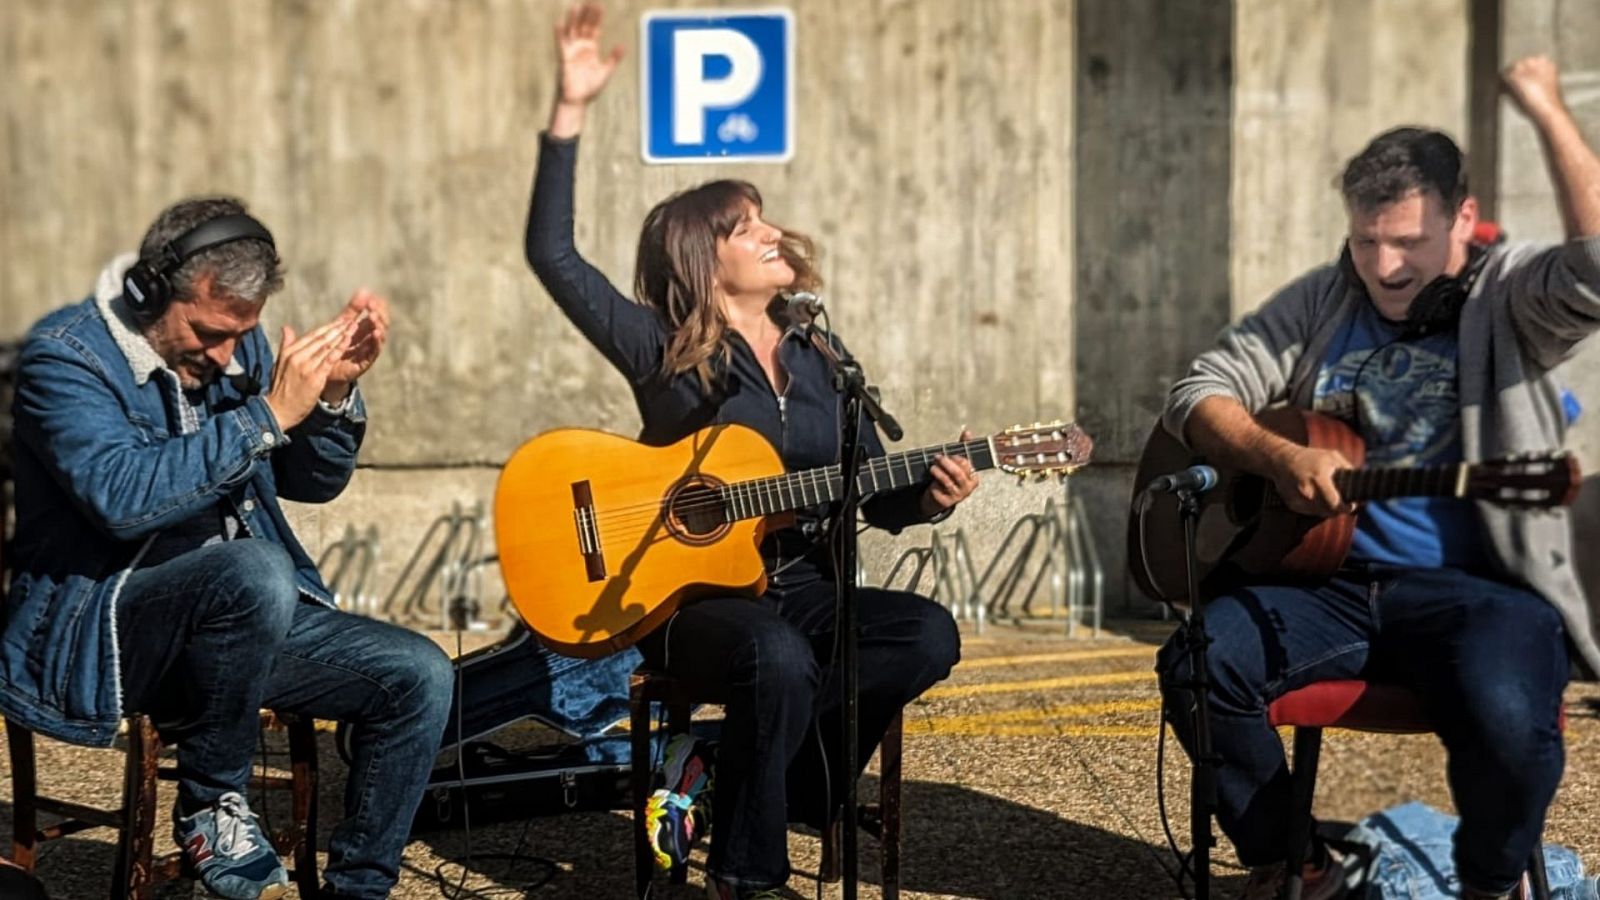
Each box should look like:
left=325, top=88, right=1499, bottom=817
left=137, top=196, right=284, bottom=305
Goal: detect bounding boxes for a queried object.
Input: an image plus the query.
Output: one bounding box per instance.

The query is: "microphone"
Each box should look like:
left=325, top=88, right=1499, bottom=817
left=783, top=291, right=825, bottom=320
left=1144, top=465, right=1219, bottom=495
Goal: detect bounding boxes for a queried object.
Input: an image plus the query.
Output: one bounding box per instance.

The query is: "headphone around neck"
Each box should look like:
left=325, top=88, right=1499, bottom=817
left=1337, top=220, right=1503, bottom=339
left=122, top=213, right=276, bottom=319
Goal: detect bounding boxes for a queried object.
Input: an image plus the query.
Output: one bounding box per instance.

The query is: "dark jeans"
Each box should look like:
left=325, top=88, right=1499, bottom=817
left=117, top=540, right=455, bottom=899
left=1157, top=566, right=1568, bottom=895
left=637, top=570, right=960, bottom=890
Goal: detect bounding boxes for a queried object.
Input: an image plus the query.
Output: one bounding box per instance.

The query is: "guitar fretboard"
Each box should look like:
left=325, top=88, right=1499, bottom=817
left=719, top=439, right=996, bottom=520
left=1332, top=463, right=1467, bottom=503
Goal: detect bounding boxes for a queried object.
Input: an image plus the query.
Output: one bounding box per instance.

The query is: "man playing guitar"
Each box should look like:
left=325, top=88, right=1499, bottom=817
left=1156, top=57, right=1600, bottom=900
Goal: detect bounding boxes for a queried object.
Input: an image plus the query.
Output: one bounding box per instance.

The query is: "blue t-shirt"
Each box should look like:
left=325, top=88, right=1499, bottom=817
left=1310, top=302, right=1484, bottom=567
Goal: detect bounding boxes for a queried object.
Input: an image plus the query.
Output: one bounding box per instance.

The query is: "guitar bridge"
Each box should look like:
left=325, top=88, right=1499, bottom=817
left=571, top=480, right=606, bottom=582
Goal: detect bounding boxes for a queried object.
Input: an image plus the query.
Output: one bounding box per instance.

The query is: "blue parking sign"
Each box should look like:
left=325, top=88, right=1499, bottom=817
left=641, top=9, right=794, bottom=164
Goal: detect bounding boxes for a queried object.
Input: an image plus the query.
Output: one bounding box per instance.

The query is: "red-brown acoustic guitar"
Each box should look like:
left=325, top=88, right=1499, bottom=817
left=1126, top=408, right=1581, bottom=604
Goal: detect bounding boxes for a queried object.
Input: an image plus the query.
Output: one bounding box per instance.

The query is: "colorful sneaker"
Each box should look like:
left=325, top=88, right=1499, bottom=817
left=644, top=734, right=715, bottom=871
left=659, top=733, right=714, bottom=801
left=172, top=792, right=290, bottom=899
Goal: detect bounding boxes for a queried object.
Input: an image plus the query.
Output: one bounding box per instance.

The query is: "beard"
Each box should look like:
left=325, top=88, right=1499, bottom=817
left=145, top=318, right=219, bottom=390
left=172, top=356, right=217, bottom=391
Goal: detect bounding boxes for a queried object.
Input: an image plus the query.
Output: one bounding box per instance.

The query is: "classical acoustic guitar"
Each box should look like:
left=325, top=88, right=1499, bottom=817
left=1126, top=407, right=1580, bottom=605
left=496, top=421, right=1093, bottom=657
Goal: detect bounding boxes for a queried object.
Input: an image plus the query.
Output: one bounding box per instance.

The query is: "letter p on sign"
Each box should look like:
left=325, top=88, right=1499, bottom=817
left=643, top=9, right=793, bottom=163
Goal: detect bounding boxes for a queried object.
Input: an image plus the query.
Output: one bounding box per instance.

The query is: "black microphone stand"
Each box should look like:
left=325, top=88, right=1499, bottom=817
left=1169, top=485, right=1218, bottom=900
left=805, top=319, right=902, bottom=900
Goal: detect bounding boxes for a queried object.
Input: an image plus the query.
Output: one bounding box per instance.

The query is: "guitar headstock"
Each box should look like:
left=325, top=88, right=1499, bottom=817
left=1467, top=453, right=1582, bottom=508
left=992, top=421, right=1095, bottom=480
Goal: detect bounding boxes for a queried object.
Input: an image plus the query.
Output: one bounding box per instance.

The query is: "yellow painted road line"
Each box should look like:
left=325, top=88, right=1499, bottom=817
left=910, top=721, right=1160, bottom=738
left=914, top=698, right=1163, bottom=730
left=956, top=647, right=1156, bottom=670
left=922, top=670, right=1155, bottom=700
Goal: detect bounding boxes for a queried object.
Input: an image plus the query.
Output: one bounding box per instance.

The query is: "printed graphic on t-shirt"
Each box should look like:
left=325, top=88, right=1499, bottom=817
left=1312, top=340, right=1459, bottom=465
left=1309, top=303, right=1481, bottom=569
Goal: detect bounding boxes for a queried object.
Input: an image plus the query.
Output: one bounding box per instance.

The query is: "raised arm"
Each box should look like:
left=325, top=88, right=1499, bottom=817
left=1504, top=56, right=1600, bottom=240
left=525, top=2, right=666, bottom=383
left=1498, top=56, right=1600, bottom=367
left=547, top=2, right=623, bottom=141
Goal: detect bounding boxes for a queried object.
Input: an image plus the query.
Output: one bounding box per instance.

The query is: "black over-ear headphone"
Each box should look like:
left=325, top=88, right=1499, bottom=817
left=1337, top=222, right=1502, bottom=339
left=122, top=213, right=276, bottom=319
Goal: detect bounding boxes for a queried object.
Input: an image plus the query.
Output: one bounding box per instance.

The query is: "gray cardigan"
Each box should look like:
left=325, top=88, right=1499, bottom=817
left=1163, top=237, right=1600, bottom=676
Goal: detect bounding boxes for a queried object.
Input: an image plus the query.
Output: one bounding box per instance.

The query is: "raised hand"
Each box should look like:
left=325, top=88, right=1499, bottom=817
left=264, top=315, right=360, bottom=432
left=1502, top=55, right=1567, bottom=124
left=556, top=2, right=624, bottom=109
left=324, top=288, right=390, bottom=396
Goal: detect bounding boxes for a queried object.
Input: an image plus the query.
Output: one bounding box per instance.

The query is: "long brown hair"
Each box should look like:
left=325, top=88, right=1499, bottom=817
left=633, top=180, right=821, bottom=394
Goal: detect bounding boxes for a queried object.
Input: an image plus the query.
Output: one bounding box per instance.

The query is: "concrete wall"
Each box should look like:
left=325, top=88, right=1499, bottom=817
left=1073, top=0, right=1234, bottom=617
left=1231, top=0, right=1470, bottom=316
left=7, top=0, right=1593, bottom=629
left=1, top=0, right=1077, bottom=623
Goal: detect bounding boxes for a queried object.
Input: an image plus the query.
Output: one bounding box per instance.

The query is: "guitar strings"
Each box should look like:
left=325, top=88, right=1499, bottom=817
left=578, top=442, right=1015, bottom=535
left=578, top=433, right=1086, bottom=529
left=576, top=440, right=990, bottom=527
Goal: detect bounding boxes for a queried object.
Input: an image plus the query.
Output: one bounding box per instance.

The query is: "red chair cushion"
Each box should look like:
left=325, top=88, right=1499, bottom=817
left=1268, top=680, right=1433, bottom=734
left=1269, top=679, right=1568, bottom=734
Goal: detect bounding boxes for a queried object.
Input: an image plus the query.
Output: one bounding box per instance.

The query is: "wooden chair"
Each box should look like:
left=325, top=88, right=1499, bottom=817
left=629, top=669, right=903, bottom=899
left=1269, top=679, right=1555, bottom=900
left=6, top=711, right=320, bottom=900
left=0, top=469, right=318, bottom=899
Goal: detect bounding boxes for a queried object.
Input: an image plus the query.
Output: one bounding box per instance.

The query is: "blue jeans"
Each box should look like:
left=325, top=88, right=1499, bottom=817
left=118, top=540, right=454, bottom=899
left=1157, top=566, right=1568, bottom=896
left=636, top=570, right=960, bottom=890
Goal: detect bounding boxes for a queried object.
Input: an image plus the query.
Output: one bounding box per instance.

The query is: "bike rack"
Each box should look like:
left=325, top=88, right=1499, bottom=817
left=977, top=500, right=1065, bottom=623
left=382, top=500, right=493, bottom=629
left=965, top=483, right=1104, bottom=637
left=316, top=523, right=382, bottom=616
left=1063, top=492, right=1104, bottom=637
left=880, top=529, right=985, bottom=634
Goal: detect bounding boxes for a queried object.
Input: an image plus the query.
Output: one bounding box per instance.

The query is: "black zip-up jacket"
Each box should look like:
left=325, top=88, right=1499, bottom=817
left=524, top=134, right=936, bottom=582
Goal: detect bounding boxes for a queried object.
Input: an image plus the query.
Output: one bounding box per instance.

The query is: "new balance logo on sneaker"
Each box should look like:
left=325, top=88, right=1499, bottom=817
left=172, top=792, right=290, bottom=900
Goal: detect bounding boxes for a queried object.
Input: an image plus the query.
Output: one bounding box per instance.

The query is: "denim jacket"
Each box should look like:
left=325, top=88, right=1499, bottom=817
left=1329, top=801, right=1595, bottom=899
left=1, top=256, right=365, bottom=747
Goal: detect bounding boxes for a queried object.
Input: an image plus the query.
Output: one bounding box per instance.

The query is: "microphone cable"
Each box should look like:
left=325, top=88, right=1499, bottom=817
left=432, top=600, right=557, bottom=899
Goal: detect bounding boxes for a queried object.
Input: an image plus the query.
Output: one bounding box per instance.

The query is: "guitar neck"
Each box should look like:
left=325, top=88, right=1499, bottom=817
left=1332, top=462, right=1469, bottom=503
left=719, top=438, right=997, bottom=520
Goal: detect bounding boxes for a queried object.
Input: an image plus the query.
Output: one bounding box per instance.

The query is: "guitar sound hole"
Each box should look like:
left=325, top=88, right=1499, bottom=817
left=667, top=482, right=730, bottom=543
left=1229, top=476, right=1267, bottom=522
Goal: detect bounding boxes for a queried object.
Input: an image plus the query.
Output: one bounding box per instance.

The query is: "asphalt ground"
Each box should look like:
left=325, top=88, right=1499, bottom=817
left=3, top=619, right=1598, bottom=899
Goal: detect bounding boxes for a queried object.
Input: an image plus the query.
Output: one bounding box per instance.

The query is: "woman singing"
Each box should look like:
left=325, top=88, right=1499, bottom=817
left=524, top=5, right=976, bottom=897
